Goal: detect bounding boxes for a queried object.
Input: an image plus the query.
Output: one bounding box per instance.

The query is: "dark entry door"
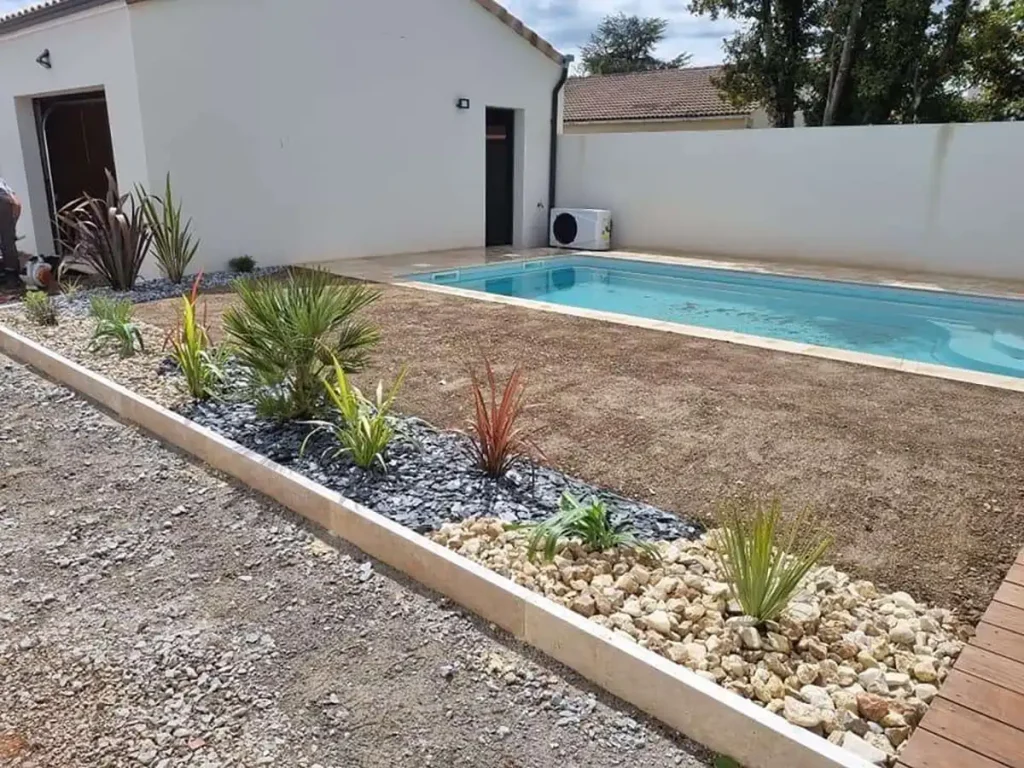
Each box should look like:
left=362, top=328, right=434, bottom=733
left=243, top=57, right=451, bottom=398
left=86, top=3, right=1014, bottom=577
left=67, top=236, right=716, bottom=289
left=485, top=108, right=515, bottom=247
left=35, top=91, right=116, bottom=254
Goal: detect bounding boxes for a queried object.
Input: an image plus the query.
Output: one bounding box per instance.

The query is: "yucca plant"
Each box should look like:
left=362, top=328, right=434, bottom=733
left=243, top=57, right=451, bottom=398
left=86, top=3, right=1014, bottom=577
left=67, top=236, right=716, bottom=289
left=223, top=270, right=380, bottom=420
left=713, top=497, right=833, bottom=624
left=22, top=290, right=58, bottom=326
left=58, top=170, right=152, bottom=291
left=527, top=493, right=660, bottom=564
left=88, top=296, right=145, bottom=357
left=301, top=357, right=407, bottom=471
left=138, top=173, right=199, bottom=284
left=169, top=273, right=224, bottom=399
left=466, top=360, right=543, bottom=478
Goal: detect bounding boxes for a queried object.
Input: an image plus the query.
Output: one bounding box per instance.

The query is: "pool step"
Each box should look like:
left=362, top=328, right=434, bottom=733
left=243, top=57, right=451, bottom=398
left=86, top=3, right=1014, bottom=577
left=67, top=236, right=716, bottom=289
left=993, top=331, right=1024, bottom=360
left=945, top=330, right=1024, bottom=377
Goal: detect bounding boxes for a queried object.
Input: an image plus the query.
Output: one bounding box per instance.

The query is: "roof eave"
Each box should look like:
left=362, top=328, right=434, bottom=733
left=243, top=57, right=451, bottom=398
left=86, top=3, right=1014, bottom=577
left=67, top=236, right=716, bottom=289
left=565, top=113, right=753, bottom=124
left=0, top=0, right=120, bottom=35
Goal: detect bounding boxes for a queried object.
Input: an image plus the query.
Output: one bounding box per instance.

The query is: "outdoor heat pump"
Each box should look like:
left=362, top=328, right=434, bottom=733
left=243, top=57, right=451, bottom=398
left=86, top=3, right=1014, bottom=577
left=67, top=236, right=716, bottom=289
left=549, top=208, right=612, bottom=251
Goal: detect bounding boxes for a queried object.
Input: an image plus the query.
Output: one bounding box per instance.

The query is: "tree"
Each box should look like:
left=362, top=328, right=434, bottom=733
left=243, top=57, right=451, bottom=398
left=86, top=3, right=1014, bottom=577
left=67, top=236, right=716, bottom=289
left=692, top=0, right=989, bottom=126
left=961, top=0, right=1024, bottom=120
left=579, top=13, right=693, bottom=75
left=688, top=0, right=816, bottom=127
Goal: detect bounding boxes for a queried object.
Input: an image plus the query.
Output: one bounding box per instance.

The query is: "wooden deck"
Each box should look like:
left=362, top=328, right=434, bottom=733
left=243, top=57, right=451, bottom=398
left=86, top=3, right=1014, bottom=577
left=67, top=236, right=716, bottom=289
left=898, top=549, right=1024, bottom=768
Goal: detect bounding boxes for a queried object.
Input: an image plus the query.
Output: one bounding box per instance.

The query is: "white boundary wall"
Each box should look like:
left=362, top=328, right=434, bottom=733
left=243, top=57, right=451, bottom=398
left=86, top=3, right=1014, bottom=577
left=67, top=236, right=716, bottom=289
left=557, top=123, right=1024, bottom=280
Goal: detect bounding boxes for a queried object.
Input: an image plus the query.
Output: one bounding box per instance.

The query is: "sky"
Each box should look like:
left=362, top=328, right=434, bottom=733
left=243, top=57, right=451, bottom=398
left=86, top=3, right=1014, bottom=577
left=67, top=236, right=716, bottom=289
left=500, top=0, right=734, bottom=67
left=0, top=0, right=733, bottom=66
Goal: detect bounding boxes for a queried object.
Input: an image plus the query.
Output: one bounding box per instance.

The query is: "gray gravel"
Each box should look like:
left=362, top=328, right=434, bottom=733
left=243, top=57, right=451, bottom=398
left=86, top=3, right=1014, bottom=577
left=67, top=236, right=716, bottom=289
left=0, top=355, right=712, bottom=768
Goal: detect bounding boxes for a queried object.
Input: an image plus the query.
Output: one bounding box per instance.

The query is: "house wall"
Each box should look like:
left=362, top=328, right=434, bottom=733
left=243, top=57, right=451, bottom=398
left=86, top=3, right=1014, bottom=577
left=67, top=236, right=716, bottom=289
left=0, top=2, right=149, bottom=261
left=564, top=117, right=750, bottom=134
left=558, top=122, right=1024, bottom=279
left=126, top=0, right=564, bottom=271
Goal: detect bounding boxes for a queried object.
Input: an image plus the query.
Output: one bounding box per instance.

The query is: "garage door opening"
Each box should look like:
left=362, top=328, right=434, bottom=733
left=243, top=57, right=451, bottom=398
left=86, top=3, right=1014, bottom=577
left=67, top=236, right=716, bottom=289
left=34, top=90, right=116, bottom=255
left=485, top=107, right=515, bottom=247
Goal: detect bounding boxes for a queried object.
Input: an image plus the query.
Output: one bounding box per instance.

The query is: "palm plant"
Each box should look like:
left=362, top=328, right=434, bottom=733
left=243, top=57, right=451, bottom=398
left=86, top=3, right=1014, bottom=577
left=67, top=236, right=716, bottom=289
left=88, top=296, right=145, bottom=357
left=58, top=170, right=152, bottom=291
left=223, top=270, right=380, bottom=420
left=301, top=357, right=407, bottom=471
left=713, top=497, right=833, bottom=624
left=138, top=173, right=199, bottom=283
left=467, top=360, right=543, bottom=478
left=527, top=493, right=660, bottom=563
left=169, top=273, right=224, bottom=399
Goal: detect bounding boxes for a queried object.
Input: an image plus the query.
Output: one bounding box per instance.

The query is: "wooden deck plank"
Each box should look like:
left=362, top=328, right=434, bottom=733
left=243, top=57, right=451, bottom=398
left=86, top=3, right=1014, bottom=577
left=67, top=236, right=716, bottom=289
left=921, top=699, right=1024, bottom=767
left=1007, top=564, right=1024, bottom=588
left=984, top=601, right=1024, bottom=636
left=956, top=645, right=1024, bottom=693
left=994, top=581, right=1024, bottom=610
left=974, top=621, right=1024, bottom=662
left=898, top=728, right=1008, bottom=768
left=937, top=670, right=1024, bottom=731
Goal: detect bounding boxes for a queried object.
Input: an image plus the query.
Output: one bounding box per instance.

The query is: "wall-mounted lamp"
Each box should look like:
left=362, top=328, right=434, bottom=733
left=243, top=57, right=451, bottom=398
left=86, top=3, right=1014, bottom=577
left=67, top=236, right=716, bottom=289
left=455, top=97, right=471, bottom=110
left=36, top=49, right=51, bottom=69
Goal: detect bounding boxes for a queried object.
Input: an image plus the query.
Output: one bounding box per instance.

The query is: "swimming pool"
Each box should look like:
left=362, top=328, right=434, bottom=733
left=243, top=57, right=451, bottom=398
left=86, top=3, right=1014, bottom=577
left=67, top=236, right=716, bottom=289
left=406, top=255, right=1024, bottom=379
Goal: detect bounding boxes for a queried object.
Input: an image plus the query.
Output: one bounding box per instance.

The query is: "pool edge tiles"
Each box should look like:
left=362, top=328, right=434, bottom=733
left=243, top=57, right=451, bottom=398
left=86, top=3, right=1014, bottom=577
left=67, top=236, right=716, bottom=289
left=397, top=257, right=1024, bottom=392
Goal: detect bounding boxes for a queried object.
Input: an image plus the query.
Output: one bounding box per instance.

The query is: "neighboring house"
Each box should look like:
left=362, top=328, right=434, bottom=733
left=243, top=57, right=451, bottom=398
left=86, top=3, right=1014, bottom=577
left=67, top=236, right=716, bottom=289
left=0, top=0, right=567, bottom=274
left=564, top=67, right=772, bottom=134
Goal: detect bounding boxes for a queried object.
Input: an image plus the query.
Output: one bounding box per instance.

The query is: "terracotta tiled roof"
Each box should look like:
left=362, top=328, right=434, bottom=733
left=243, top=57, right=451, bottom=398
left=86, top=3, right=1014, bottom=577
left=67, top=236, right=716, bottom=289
left=1, top=0, right=565, bottom=65
left=564, top=67, right=752, bottom=123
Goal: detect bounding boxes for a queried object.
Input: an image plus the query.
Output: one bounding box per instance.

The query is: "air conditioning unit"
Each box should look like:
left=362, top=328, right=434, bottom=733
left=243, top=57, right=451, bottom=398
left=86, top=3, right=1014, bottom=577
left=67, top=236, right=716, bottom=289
left=550, top=208, right=612, bottom=251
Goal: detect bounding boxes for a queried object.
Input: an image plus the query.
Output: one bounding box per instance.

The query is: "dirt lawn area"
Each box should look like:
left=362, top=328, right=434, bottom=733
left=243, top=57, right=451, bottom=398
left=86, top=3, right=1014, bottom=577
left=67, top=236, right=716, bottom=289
left=136, top=284, right=1024, bottom=623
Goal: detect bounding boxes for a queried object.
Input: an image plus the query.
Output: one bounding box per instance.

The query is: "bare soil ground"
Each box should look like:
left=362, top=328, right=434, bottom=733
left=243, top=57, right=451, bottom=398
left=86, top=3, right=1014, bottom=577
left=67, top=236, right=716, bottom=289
left=135, top=286, right=1024, bottom=624
left=0, top=355, right=709, bottom=768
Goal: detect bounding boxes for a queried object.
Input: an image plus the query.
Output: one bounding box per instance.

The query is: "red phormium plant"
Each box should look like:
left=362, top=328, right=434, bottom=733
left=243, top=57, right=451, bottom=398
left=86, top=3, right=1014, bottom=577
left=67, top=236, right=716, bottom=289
left=467, top=360, right=544, bottom=478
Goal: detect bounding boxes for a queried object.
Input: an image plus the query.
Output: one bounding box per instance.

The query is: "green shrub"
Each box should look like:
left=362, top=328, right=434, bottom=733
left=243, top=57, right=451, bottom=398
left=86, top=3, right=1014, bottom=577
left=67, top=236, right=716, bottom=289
left=527, top=493, right=660, bottom=563
left=88, top=296, right=145, bottom=357
left=713, top=496, right=832, bottom=624
left=302, top=357, right=406, bottom=471
left=138, top=173, right=199, bottom=284
left=169, top=275, right=224, bottom=399
left=223, top=269, right=379, bottom=420
left=228, top=255, right=256, bottom=273
left=23, top=290, right=58, bottom=326
left=58, top=170, right=152, bottom=291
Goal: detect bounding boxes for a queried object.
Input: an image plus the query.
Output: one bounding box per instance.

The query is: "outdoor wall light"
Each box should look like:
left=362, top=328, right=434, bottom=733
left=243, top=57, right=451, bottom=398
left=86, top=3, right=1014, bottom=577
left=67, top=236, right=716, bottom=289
left=36, top=49, right=51, bottom=69
left=455, top=97, right=471, bottom=110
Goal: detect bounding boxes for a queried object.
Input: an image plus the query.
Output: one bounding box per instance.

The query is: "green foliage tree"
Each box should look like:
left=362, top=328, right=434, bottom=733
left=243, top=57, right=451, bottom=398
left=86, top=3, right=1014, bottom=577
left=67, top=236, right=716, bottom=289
left=580, top=13, right=692, bottom=75
left=688, top=0, right=815, bottom=127
left=961, top=0, right=1024, bottom=120
left=691, top=0, right=1021, bottom=125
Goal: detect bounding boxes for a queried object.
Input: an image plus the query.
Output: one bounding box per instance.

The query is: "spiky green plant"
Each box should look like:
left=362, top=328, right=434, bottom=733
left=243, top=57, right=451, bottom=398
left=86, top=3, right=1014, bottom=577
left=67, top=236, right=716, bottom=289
left=712, top=497, right=833, bottom=624
left=58, top=170, right=152, bottom=291
left=223, top=270, right=380, bottom=420
left=22, top=290, right=58, bottom=326
left=88, top=296, right=145, bottom=357
left=526, top=493, right=660, bottom=564
left=301, top=357, right=407, bottom=471
left=169, top=273, right=224, bottom=399
left=137, top=173, right=200, bottom=284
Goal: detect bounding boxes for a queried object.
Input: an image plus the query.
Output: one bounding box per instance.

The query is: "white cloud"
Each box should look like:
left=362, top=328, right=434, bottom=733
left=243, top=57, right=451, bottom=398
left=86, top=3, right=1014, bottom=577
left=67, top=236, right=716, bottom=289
left=500, top=0, right=735, bottom=66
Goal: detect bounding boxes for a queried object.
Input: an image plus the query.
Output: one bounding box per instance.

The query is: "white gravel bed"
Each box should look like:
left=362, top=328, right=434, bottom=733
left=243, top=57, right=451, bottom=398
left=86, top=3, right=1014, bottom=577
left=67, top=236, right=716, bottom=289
left=431, top=519, right=970, bottom=766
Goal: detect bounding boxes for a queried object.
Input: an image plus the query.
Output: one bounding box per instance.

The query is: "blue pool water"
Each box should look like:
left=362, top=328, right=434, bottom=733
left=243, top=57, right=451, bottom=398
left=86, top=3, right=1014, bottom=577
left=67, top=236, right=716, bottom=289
left=407, top=256, right=1024, bottom=378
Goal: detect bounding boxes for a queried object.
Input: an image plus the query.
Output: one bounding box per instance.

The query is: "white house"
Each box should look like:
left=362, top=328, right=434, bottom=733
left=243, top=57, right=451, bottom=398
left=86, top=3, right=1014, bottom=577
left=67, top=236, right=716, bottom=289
left=0, top=0, right=568, bottom=275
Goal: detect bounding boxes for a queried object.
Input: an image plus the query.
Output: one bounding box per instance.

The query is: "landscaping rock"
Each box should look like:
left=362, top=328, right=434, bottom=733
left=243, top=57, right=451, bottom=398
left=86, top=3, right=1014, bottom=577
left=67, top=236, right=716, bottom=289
left=841, top=732, right=889, bottom=765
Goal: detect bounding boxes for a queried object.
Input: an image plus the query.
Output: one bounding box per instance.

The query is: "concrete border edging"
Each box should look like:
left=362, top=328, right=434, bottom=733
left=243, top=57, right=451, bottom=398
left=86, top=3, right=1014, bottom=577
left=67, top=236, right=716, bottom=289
left=0, top=324, right=871, bottom=768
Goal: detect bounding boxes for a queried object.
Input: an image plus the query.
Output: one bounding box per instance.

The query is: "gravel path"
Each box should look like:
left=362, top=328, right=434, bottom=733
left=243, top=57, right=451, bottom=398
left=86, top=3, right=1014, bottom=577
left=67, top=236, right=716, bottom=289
left=0, top=355, right=711, bottom=768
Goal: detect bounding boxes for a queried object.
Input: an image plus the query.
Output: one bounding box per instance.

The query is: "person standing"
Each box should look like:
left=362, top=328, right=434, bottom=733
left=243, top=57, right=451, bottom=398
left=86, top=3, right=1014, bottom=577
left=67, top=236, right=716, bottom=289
left=0, top=176, right=22, bottom=288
